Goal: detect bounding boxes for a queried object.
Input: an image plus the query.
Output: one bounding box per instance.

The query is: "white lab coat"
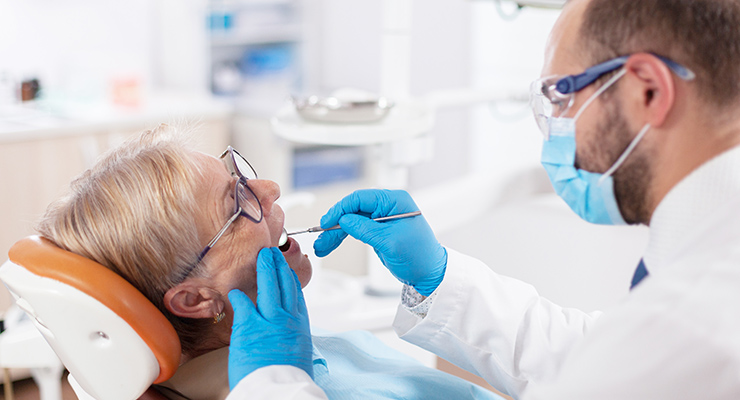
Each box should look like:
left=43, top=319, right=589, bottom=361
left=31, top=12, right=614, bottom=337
left=397, top=144, right=740, bottom=399
left=229, top=145, right=740, bottom=399
left=394, top=249, right=600, bottom=397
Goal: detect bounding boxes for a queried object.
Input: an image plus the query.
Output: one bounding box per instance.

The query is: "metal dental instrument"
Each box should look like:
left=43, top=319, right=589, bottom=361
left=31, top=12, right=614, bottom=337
left=278, top=211, right=422, bottom=246
left=279, top=229, right=289, bottom=247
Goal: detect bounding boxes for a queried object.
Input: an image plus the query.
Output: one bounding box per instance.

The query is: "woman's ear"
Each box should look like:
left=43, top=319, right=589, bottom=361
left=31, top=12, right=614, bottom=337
left=164, top=282, right=224, bottom=319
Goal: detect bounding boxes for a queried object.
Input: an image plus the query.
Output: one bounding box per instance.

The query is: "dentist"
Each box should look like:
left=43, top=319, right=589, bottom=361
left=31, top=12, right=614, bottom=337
left=228, top=0, right=740, bottom=398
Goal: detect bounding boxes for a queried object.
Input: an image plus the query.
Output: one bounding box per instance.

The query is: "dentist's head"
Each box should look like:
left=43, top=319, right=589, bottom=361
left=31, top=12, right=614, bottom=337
left=536, top=0, right=740, bottom=225
left=37, top=124, right=312, bottom=360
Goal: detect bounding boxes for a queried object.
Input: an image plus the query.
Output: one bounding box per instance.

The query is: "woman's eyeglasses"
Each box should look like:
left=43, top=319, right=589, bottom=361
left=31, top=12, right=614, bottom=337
left=180, top=146, right=262, bottom=280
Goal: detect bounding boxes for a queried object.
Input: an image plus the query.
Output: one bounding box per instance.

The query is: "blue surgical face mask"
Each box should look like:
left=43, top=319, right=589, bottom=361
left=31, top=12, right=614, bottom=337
left=541, top=69, right=651, bottom=225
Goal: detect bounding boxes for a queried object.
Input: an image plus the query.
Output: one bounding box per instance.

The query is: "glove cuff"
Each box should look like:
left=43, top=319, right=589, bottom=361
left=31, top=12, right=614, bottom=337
left=412, top=248, right=448, bottom=296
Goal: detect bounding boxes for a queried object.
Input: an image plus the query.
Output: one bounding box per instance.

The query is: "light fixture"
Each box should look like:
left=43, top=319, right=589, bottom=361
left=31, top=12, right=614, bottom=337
left=513, top=0, right=566, bottom=8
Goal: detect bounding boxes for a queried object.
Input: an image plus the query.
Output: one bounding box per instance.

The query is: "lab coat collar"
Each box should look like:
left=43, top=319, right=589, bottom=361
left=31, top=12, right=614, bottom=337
left=644, top=144, right=740, bottom=274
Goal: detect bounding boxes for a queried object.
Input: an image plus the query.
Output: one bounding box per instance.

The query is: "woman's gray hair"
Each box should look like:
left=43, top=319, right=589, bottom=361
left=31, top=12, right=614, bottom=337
left=37, top=123, right=213, bottom=356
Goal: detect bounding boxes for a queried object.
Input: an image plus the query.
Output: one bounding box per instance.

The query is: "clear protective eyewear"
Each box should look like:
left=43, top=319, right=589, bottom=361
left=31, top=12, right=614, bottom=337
left=181, top=146, right=262, bottom=280
left=530, top=54, right=695, bottom=138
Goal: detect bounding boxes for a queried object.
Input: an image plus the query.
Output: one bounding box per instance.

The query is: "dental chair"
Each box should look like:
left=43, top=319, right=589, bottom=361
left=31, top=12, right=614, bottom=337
left=0, top=236, right=182, bottom=400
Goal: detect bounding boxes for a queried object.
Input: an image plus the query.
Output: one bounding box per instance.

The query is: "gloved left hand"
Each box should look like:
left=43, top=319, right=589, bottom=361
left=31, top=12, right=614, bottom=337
left=228, top=247, right=313, bottom=390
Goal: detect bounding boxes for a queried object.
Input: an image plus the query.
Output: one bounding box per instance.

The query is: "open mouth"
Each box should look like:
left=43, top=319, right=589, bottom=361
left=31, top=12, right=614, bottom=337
left=279, top=238, right=291, bottom=252
left=277, top=228, right=290, bottom=252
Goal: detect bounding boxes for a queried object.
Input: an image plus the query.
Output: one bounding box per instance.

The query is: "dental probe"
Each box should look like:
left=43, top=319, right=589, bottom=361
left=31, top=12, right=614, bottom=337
left=277, top=211, right=422, bottom=246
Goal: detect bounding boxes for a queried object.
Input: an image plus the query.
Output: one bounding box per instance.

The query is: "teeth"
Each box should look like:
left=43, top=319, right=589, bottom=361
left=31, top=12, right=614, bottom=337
left=278, top=228, right=288, bottom=247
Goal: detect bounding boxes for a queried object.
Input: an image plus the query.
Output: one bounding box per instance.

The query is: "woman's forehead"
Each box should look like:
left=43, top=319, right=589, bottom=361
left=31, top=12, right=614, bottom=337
left=193, top=151, right=230, bottom=177
left=192, top=152, right=230, bottom=204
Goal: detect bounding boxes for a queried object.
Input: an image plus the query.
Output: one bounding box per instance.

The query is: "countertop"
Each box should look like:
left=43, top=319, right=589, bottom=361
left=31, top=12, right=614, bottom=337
left=0, top=92, right=234, bottom=144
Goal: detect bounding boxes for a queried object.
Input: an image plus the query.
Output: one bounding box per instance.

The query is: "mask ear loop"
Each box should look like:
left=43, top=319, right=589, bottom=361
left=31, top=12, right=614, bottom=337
left=564, top=67, right=643, bottom=186
left=574, top=68, right=628, bottom=121
left=598, top=123, right=651, bottom=185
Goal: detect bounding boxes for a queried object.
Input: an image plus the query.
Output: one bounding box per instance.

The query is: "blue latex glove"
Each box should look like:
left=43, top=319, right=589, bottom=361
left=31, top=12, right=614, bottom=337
left=313, top=189, right=447, bottom=296
left=228, top=247, right=313, bottom=390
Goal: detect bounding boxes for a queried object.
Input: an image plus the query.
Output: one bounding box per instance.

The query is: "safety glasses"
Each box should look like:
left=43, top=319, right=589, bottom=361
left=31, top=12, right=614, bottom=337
left=181, top=146, right=262, bottom=280
left=530, top=54, right=695, bottom=137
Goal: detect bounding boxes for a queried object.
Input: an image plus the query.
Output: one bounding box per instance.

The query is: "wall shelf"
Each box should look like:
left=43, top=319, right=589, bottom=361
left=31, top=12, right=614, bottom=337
left=209, top=24, right=302, bottom=46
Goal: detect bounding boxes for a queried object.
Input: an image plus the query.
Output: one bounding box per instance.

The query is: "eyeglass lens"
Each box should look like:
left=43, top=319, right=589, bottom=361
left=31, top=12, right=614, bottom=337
left=231, top=149, right=257, bottom=180
left=531, top=82, right=552, bottom=135
left=235, top=179, right=262, bottom=221
left=530, top=77, right=574, bottom=137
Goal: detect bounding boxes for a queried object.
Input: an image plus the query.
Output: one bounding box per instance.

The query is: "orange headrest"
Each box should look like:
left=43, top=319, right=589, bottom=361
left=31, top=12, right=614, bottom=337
left=7, top=236, right=181, bottom=383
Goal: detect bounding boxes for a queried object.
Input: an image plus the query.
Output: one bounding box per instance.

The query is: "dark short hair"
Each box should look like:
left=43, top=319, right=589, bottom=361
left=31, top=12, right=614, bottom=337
left=578, top=0, right=740, bottom=108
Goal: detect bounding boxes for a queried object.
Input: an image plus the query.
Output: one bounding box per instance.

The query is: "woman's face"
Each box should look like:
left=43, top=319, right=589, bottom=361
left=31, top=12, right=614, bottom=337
left=191, top=151, right=312, bottom=305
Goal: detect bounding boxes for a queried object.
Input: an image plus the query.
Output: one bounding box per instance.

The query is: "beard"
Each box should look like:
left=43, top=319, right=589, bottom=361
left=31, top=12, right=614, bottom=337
left=578, top=99, right=653, bottom=225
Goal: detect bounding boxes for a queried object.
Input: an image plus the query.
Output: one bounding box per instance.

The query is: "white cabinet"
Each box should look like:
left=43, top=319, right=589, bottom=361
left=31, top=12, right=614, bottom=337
left=206, top=0, right=307, bottom=107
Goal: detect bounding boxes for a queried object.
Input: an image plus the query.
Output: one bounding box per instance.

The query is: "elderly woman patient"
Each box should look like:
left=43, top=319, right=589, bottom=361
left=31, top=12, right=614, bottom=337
left=36, top=125, right=502, bottom=400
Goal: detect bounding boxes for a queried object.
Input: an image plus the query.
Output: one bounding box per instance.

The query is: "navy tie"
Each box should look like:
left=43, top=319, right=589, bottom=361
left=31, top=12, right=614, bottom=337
left=630, top=259, right=649, bottom=289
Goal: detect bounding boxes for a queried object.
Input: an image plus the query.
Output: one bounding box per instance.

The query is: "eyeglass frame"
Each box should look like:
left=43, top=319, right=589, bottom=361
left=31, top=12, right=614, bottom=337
left=179, top=146, right=263, bottom=281
left=530, top=53, right=696, bottom=137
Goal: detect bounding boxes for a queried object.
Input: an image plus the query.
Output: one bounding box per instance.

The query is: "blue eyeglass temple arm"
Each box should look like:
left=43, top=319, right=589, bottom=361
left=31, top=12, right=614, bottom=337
left=555, top=54, right=696, bottom=95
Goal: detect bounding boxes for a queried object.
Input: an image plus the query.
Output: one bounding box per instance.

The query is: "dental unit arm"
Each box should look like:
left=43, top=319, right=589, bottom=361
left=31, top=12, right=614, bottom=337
left=0, top=236, right=181, bottom=400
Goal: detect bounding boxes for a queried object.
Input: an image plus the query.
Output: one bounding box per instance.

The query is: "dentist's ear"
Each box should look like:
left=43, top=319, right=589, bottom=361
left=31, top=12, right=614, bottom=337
left=624, top=53, right=677, bottom=128
left=164, top=282, right=225, bottom=320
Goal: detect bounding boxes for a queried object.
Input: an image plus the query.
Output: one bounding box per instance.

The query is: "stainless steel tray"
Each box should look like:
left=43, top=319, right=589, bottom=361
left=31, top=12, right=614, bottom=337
left=293, top=94, right=394, bottom=123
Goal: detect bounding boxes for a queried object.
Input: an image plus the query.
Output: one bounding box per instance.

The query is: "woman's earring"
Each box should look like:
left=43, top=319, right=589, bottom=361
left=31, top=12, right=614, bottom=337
left=213, top=311, right=226, bottom=324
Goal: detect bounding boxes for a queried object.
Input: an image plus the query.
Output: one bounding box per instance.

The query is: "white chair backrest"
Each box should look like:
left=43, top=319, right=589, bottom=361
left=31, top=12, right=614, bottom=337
left=0, top=236, right=181, bottom=400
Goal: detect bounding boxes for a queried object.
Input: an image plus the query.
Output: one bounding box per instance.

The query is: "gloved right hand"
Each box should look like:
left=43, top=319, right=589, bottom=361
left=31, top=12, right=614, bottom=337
left=227, top=247, right=313, bottom=390
left=313, top=189, right=447, bottom=296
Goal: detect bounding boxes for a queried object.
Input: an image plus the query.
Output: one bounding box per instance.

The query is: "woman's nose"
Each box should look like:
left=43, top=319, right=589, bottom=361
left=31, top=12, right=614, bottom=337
left=251, top=180, right=281, bottom=216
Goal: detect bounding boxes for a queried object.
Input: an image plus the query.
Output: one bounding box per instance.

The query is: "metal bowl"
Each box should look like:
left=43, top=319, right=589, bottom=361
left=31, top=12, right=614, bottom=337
left=293, top=95, right=395, bottom=123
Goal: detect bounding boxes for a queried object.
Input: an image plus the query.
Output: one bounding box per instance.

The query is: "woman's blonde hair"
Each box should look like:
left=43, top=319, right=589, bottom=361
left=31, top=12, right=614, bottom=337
left=37, top=124, right=212, bottom=356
